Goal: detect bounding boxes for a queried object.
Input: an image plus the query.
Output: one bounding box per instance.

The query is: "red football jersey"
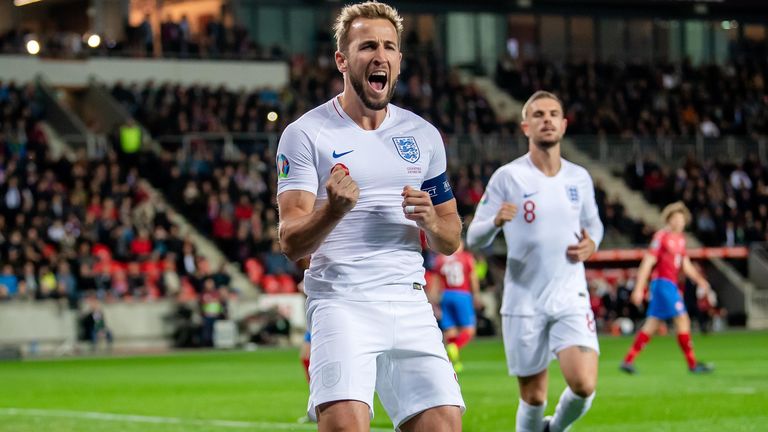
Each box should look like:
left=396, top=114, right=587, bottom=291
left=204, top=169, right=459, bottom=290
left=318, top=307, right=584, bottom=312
left=434, top=251, right=475, bottom=293
left=649, top=229, right=687, bottom=282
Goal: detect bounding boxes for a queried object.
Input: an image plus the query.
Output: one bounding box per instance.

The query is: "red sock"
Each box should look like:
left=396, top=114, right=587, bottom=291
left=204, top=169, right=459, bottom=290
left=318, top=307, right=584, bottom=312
left=624, top=331, right=651, bottom=364
left=454, top=330, right=473, bottom=349
left=302, top=358, right=310, bottom=383
left=447, top=335, right=458, bottom=345
left=677, top=333, right=697, bottom=369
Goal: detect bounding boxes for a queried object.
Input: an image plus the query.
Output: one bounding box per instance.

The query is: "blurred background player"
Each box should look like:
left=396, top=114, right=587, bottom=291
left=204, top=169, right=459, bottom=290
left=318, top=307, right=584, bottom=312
left=432, top=239, right=480, bottom=372
left=621, top=201, right=715, bottom=374
left=467, top=91, right=604, bottom=432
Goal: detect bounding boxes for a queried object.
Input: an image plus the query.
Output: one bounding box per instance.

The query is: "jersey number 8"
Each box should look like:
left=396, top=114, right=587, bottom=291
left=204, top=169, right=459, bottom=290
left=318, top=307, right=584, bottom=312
left=523, top=200, right=536, bottom=223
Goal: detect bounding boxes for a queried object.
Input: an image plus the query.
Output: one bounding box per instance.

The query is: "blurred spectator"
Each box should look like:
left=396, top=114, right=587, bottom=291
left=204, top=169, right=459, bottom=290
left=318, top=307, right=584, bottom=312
left=81, top=296, right=113, bottom=351
left=199, top=278, right=226, bottom=347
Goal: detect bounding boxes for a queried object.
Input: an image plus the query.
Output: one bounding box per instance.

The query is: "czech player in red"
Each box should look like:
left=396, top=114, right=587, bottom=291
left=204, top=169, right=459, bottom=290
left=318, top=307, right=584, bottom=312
left=433, top=240, right=480, bottom=373
left=467, top=91, right=604, bottom=432
left=276, top=2, right=464, bottom=431
left=620, top=202, right=714, bottom=374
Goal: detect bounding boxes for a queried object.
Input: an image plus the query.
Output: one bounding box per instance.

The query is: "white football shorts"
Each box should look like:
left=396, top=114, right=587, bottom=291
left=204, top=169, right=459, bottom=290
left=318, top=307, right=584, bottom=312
left=502, top=309, right=600, bottom=377
left=306, top=298, right=465, bottom=429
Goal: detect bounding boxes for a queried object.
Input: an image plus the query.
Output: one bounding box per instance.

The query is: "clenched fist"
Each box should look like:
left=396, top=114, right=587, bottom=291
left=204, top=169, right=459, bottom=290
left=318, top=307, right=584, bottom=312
left=494, top=202, right=518, bottom=227
left=326, top=164, right=359, bottom=216
left=402, top=186, right=439, bottom=232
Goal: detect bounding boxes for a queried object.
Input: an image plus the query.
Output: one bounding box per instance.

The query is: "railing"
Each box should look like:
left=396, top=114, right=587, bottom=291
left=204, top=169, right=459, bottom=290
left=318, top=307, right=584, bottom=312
left=151, top=132, right=767, bottom=169
left=567, top=135, right=768, bottom=169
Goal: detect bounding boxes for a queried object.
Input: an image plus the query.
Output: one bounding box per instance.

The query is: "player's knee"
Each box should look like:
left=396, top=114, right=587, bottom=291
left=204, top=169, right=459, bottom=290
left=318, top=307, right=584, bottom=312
left=570, top=380, right=596, bottom=398
left=520, top=390, right=547, bottom=406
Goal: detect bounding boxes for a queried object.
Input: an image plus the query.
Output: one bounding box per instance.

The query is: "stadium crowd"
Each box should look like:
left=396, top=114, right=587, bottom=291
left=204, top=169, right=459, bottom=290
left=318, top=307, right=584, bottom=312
left=0, top=82, right=237, bottom=307
left=625, top=153, right=768, bottom=246
left=3, top=36, right=764, bottom=338
left=497, top=56, right=768, bottom=137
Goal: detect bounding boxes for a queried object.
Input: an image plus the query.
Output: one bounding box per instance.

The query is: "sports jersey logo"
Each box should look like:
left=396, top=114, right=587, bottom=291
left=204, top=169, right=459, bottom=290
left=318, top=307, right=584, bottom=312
left=277, top=154, right=290, bottom=178
left=566, top=185, right=579, bottom=203
left=392, top=136, right=420, bottom=163
left=523, top=191, right=538, bottom=198
left=480, top=193, right=489, bottom=205
left=332, top=150, right=354, bottom=158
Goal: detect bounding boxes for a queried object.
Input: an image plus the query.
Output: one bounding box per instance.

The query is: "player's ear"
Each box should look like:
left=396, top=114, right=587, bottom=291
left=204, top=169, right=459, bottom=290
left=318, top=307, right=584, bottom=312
left=521, top=118, right=530, bottom=137
left=335, top=50, right=347, bottom=73
left=561, top=117, right=568, bottom=134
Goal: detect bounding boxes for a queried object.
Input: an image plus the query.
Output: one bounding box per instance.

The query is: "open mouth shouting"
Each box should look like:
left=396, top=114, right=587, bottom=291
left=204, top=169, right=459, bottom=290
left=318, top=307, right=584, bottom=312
left=368, top=70, right=388, bottom=93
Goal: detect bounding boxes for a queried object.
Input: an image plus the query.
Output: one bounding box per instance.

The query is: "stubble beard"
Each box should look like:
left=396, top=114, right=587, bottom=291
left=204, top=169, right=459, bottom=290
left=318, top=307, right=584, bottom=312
left=533, top=136, right=561, bottom=150
left=350, top=69, right=398, bottom=111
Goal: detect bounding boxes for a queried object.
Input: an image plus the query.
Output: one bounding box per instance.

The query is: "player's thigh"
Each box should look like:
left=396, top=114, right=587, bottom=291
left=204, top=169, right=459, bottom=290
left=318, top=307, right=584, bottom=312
left=307, top=299, right=389, bottom=421
left=556, top=346, right=598, bottom=396
left=317, top=400, right=371, bottom=432
left=376, top=301, right=465, bottom=430
left=502, top=314, right=551, bottom=377
left=550, top=311, right=600, bottom=395
left=399, top=405, right=462, bottom=432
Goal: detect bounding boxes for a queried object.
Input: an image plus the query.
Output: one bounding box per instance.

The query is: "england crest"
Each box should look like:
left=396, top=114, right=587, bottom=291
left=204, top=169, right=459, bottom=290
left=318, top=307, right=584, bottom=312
left=392, top=136, right=420, bottom=163
left=566, top=185, right=579, bottom=203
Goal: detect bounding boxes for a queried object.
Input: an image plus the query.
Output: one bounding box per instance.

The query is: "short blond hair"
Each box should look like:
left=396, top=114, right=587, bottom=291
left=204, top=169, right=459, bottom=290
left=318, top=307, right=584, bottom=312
left=522, top=90, right=564, bottom=120
left=661, top=201, right=692, bottom=225
left=333, top=1, right=404, bottom=53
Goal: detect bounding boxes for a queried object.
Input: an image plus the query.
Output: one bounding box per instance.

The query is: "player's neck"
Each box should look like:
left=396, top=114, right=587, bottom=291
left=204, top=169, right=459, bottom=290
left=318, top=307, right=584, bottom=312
left=338, top=92, right=387, bottom=131
left=529, top=143, right=562, bottom=177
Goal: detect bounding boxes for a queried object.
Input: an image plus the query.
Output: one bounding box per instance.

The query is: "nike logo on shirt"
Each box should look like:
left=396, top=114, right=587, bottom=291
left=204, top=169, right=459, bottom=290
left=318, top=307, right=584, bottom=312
left=332, top=150, right=354, bottom=158
left=523, top=192, right=538, bottom=198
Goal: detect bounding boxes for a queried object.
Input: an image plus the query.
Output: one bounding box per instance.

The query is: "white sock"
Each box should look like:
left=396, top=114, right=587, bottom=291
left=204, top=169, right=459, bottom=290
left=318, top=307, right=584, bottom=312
left=515, top=398, right=546, bottom=432
left=550, top=387, right=595, bottom=432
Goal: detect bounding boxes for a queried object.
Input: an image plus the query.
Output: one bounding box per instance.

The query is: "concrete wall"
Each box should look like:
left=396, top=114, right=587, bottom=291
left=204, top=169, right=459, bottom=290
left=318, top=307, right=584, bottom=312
left=0, top=55, right=289, bottom=89
left=0, top=294, right=305, bottom=354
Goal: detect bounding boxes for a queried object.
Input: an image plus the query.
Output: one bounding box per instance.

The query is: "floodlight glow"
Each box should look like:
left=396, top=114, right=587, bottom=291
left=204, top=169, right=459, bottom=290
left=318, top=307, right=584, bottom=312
left=267, top=111, right=278, bottom=122
left=14, top=0, right=44, bottom=6
left=87, top=34, right=101, bottom=48
left=26, top=39, right=40, bottom=55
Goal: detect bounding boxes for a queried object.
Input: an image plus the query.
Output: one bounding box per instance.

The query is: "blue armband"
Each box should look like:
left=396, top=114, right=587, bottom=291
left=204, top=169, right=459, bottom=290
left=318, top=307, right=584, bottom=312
left=421, top=172, right=454, bottom=205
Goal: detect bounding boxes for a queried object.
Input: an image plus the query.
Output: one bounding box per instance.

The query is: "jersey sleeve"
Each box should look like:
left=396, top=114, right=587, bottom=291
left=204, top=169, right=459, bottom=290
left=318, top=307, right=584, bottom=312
left=648, top=231, right=665, bottom=257
left=420, top=127, right=453, bottom=205
left=276, top=123, right=318, bottom=196
left=466, top=169, right=506, bottom=250
left=579, top=172, right=605, bottom=250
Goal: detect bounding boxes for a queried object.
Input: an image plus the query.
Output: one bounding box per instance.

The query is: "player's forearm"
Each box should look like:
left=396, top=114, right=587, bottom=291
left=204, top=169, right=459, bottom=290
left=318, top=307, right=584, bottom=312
left=583, top=217, right=605, bottom=251
left=279, top=203, right=345, bottom=260
left=683, top=257, right=707, bottom=286
left=466, top=217, right=500, bottom=250
left=424, top=213, right=462, bottom=255
left=683, top=265, right=707, bottom=286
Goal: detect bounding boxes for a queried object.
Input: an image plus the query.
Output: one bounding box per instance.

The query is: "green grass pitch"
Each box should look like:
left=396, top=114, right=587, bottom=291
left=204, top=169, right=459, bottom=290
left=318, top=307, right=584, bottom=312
left=1, top=331, right=766, bottom=431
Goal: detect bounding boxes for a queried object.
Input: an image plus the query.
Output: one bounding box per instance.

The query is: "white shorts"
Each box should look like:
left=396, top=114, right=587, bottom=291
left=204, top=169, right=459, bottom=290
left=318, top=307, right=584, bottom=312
left=306, top=298, right=465, bottom=429
left=502, top=310, right=600, bottom=377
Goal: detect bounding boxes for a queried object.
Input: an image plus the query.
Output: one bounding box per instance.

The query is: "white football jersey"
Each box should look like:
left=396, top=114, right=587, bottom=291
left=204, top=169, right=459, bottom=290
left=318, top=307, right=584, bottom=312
left=467, top=153, right=604, bottom=316
left=276, top=97, right=451, bottom=302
